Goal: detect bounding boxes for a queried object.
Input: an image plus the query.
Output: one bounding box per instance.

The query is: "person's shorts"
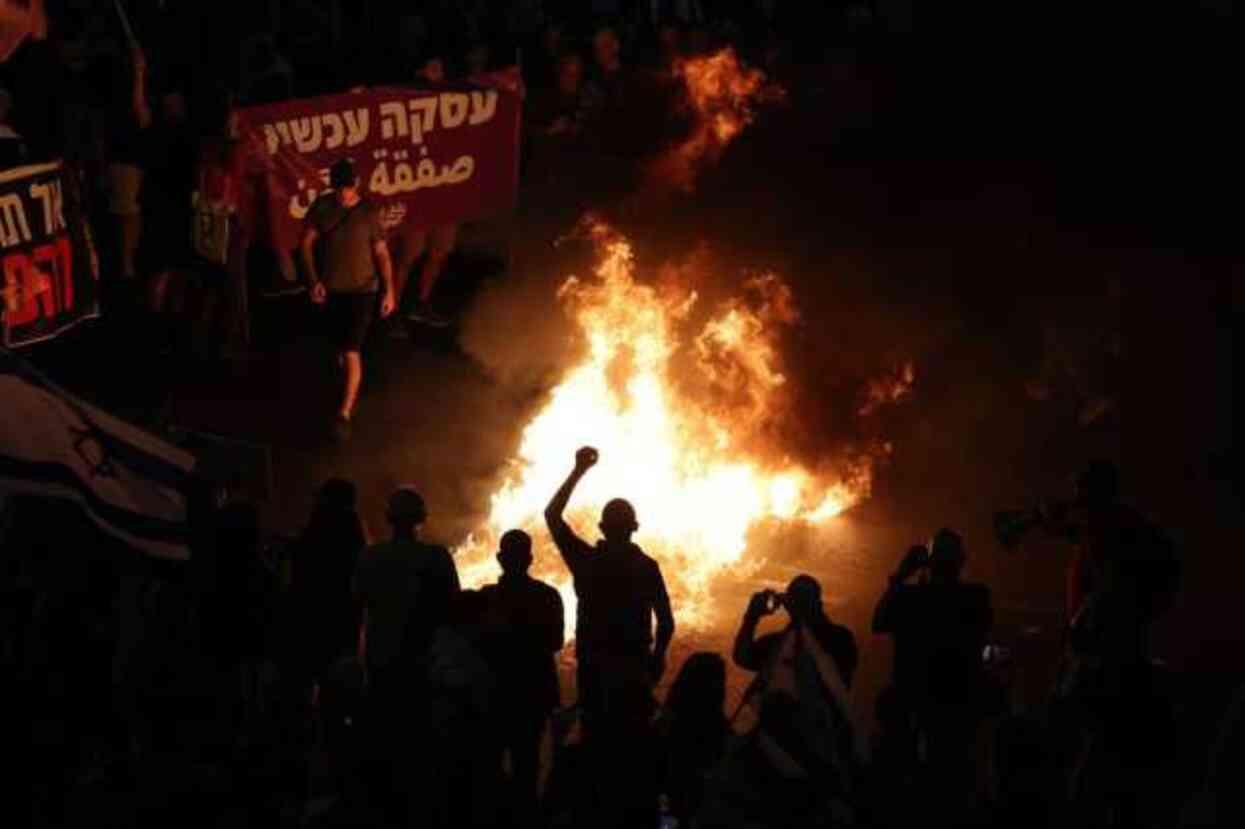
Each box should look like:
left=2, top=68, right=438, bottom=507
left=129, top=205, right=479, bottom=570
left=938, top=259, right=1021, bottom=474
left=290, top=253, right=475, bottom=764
left=326, top=292, right=377, bottom=352
left=106, top=163, right=143, bottom=216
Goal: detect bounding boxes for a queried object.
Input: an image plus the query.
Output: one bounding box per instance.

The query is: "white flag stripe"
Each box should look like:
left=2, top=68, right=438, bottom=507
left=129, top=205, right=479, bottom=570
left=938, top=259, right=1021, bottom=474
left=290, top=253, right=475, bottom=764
left=0, top=351, right=195, bottom=559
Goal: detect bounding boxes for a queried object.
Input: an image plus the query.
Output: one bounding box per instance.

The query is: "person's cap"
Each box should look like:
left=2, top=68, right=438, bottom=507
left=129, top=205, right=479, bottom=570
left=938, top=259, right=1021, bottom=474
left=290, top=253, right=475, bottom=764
left=329, top=158, right=356, bottom=189
left=387, top=486, right=427, bottom=525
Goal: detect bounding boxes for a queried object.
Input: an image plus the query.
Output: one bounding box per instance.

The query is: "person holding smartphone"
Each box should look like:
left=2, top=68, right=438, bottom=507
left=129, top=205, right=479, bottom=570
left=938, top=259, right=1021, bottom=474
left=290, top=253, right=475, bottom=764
left=872, top=529, right=993, bottom=814
left=733, top=574, right=858, bottom=689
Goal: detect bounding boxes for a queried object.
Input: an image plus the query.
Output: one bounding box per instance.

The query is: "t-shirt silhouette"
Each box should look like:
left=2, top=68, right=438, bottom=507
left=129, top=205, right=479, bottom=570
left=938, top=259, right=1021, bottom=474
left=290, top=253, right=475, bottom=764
left=875, top=582, right=992, bottom=704
left=307, top=193, right=383, bottom=294
left=549, top=525, right=669, bottom=657
left=354, top=538, right=459, bottom=669
left=479, top=573, right=565, bottom=714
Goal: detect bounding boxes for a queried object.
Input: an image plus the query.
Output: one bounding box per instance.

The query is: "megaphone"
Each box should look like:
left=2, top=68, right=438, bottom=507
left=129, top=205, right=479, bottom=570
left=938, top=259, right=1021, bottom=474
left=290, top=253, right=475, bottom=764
left=993, top=509, right=1042, bottom=550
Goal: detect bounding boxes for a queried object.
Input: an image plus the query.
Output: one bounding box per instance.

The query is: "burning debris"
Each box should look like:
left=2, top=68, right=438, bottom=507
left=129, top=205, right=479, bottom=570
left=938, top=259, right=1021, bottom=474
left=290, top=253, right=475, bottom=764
left=649, top=47, right=783, bottom=192
left=457, top=221, right=910, bottom=632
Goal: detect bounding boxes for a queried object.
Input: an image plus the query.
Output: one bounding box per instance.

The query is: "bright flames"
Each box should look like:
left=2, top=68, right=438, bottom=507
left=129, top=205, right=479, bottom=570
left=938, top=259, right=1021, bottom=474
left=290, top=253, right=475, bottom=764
left=457, top=222, right=884, bottom=632
left=651, top=47, right=779, bottom=191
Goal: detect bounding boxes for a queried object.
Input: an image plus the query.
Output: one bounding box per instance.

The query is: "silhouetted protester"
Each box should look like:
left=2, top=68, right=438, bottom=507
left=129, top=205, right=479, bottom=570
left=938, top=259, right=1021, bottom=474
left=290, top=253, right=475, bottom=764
left=427, top=589, right=502, bottom=828
left=735, top=576, right=858, bottom=688
left=282, top=479, right=366, bottom=718
left=355, top=487, right=459, bottom=704
left=199, top=502, right=280, bottom=749
left=353, top=487, right=459, bottom=816
left=1011, top=462, right=1182, bottom=823
left=701, top=577, right=860, bottom=827
left=872, top=529, right=993, bottom=814
left=545, top=446, right=673, bottom=827
left=139, top=81, right=194, bottom=334
left=300, top=157, right=398, bottom=440
left=545, top=446, right=675, bottom=741
left=977, top=714, right=1063, bottom=829
left=657, top=652, right=732, bottom=826
left=106, top=47, right=151, bottom=282
left=529, top=53, right=598, bottom=141
left=478, top=530, right=565, bottom=823
left=1043, top=462, right=1181, bottom=700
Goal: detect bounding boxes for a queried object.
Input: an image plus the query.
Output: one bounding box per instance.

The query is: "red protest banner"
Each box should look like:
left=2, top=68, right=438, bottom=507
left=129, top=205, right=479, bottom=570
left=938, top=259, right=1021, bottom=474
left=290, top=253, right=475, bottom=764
left=2, top=161, right=100, bottom=348
left=236, top=80, right=521, bottom=252
left=0, top=0, right=46, bottom=63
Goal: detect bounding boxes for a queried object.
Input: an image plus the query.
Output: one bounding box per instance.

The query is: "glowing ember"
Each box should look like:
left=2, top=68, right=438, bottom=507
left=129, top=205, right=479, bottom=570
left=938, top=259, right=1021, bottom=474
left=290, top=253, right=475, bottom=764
left=651, top=47, right=779, bottom=191
left=858, top=362, right=916, bottom=416
left=457, top=222, right=890, bottom=632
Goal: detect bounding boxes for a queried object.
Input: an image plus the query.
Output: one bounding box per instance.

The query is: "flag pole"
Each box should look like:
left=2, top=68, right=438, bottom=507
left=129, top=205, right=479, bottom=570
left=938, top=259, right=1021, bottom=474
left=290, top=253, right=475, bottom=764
left=113, top=0, right=138, bottom=50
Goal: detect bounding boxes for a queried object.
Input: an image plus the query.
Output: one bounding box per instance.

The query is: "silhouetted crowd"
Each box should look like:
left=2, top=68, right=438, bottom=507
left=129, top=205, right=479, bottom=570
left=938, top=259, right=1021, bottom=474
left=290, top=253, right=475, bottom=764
left=7, top=449, right=1237, bottom=828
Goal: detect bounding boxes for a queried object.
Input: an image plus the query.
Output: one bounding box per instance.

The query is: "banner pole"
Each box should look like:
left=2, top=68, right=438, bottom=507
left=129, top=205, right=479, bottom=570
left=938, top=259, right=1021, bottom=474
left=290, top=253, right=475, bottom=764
left=113, top=0, right=138, bottom=50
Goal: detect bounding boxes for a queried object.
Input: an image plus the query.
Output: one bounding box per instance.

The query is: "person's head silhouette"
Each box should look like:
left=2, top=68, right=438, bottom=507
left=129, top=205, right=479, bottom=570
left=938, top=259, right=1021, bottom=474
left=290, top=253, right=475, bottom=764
left=497, top=529, right=533, bottom=577
left=667, top=652, right=727, bottom=721
left=599, top=497, right=639, bottom=544
left=784, top=574, right=823, bottom=624
left=317, top=477, right=357, bottom=512
left=927, top=528, right=966, bottom=583
left=387, top=486, right=426, bottom=536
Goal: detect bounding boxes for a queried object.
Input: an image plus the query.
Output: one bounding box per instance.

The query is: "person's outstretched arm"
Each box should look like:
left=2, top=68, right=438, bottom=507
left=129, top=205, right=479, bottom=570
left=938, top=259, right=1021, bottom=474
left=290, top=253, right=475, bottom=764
left=872, top=545, right=926, bottom=634
left=544, top=447, right=598, bottom=571
left=650, top=565, right=675, bottom=681
left=733, top=591, right=774, bottom=671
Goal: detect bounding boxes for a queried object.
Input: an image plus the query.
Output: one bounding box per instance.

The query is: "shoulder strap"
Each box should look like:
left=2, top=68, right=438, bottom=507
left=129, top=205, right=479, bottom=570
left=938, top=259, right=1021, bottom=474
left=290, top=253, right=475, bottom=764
left=324, top=199, right=363, bottom=236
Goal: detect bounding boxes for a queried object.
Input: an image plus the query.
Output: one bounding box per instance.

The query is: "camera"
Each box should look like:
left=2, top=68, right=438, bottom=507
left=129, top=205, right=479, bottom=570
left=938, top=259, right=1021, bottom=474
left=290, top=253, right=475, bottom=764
left=763, top=589, right=786, bottom=613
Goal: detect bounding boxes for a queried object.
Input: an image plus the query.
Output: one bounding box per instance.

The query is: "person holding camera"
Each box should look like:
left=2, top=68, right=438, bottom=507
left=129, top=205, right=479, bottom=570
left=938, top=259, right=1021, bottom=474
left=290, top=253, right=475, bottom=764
left=872, top=528, right=993, bottom=813
left=733, top=575, right=858, bottom=689
left=715, top=574, right=861, bottom=823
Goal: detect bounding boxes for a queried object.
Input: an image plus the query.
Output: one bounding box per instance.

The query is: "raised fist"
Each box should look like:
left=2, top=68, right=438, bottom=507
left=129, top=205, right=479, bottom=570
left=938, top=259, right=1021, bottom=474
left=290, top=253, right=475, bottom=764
left=574, top=446, right=599, bottom=472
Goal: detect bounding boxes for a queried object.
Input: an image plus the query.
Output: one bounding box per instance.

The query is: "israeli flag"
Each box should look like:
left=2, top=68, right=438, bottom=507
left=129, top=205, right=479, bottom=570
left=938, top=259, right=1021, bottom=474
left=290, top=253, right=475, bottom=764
left=0, top=347, right=195, bottom=559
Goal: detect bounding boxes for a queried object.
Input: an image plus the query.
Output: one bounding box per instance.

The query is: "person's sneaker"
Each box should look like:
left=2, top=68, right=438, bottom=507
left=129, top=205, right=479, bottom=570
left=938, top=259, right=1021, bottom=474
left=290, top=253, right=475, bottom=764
left=407, top=302, right=451, bottom=328
left=332, top=415, right=353, bottom=442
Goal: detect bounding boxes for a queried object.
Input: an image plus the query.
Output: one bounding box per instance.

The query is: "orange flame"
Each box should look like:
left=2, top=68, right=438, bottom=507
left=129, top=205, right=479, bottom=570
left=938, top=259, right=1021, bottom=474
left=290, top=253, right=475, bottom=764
left=457, top=222, right=891, bottom=633
left=651, top=47, right=779, bottom=191
left=858, top=362, right=916, bottom=417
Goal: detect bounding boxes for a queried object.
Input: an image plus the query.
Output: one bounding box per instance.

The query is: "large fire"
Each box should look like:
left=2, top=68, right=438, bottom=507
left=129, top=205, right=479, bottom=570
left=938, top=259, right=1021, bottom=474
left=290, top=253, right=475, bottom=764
left=457, top=221, right=905, bottom=632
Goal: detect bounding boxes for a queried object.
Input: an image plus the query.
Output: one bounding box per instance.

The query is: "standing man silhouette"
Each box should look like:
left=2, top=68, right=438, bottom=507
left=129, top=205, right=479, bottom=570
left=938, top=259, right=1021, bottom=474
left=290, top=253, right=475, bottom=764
left=544, top=446, right=675, bottom=741
left=479, top=529, right=565, bottom=822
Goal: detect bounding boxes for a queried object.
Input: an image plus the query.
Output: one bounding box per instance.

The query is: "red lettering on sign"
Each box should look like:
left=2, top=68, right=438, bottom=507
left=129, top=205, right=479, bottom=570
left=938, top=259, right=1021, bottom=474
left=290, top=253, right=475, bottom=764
left=2, top=238, right=73, bottom=328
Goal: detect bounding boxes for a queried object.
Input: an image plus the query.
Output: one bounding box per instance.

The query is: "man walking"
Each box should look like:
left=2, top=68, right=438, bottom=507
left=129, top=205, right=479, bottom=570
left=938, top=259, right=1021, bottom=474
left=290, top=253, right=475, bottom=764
left=300, top=158, right=396, bottom=439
